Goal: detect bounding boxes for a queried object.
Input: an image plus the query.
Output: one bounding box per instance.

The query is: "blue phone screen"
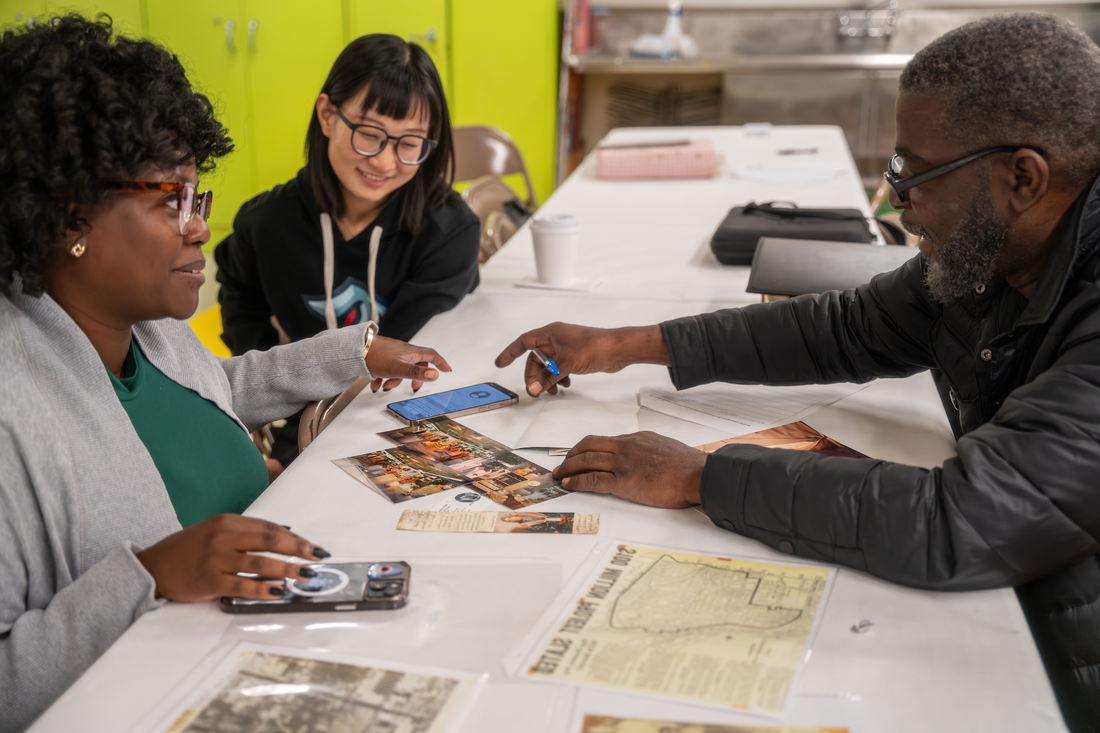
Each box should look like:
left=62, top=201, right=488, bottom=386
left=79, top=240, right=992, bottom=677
left=389, top=383, right=513, bottom=421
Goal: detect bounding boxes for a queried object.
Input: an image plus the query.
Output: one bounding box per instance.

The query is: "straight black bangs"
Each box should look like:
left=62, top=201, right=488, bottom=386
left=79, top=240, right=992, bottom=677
left=359, top=67, right=441, bottom=140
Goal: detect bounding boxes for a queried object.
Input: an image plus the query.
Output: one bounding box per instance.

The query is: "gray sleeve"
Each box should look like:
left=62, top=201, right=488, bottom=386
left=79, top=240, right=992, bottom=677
left=0, top=428, right=162, bottom=732
left=220, top=323, right=372, bottom=432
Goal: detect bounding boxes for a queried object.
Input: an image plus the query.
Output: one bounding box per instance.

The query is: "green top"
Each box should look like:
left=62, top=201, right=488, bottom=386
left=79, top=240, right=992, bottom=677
left=108, top=339, right=269, bottom=527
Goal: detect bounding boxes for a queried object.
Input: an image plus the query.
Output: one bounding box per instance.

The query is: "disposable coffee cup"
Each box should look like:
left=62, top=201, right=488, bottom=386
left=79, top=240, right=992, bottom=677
left=530, top=213, right=581, bottom=286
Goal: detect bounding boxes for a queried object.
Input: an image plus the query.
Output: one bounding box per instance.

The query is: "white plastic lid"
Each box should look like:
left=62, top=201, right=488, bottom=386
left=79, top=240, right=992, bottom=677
left=530, top=213, right=581, bottom=234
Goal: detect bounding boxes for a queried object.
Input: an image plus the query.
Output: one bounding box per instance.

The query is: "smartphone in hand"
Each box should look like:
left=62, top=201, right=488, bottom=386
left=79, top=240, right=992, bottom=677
left=220, top=562, right=410, bottom=614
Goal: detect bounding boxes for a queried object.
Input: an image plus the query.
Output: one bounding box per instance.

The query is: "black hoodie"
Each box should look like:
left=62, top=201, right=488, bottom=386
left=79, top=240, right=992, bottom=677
left=215, top=168, right=480, bottom=353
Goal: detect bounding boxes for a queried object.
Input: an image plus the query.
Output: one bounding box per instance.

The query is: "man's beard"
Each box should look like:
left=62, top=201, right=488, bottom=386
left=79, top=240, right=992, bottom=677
left=901, top=188, right=1008, bottom=304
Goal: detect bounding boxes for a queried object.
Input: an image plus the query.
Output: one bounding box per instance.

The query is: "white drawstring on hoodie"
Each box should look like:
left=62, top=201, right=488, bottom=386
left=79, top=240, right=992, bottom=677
left=319, top=212, right=380, bottom=330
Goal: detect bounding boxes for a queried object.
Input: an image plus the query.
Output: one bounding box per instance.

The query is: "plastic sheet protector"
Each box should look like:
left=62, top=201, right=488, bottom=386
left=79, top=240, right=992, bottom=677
left=514, top=399, right=640, bottom=453
left=578, top=716, right=847, bottom=733
left=640, top=383, right=867, bottom=435
left=151, top=642, right=484, bottom=733
left=397, top=510, right=599, bottom=534
left=514, top=543, right=835, bottom=717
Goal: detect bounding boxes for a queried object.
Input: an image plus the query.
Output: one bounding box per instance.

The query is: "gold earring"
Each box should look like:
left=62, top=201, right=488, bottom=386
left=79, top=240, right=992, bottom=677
left=70, top=241, right=85, bottom=258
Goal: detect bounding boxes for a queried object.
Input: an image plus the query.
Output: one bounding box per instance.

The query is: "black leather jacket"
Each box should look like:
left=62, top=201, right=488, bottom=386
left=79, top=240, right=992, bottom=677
left=661, top=177, right=1100, bottom=731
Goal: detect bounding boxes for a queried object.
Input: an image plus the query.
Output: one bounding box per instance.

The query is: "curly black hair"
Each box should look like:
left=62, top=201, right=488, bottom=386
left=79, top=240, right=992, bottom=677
left=0, top=14, right=233, bottom=296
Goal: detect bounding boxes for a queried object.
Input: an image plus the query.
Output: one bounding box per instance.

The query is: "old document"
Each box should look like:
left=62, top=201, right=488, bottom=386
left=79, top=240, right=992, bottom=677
left=523, top=544, right=834, bottom=715
left=398, top=510, right=599, bottom=534
left=161, top=644, right=482, bottom=733
left=581, top=715, right=846, bottom=733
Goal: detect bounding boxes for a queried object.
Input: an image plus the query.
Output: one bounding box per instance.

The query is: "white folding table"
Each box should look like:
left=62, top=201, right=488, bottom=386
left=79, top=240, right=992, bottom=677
left=30, top=127, right=1066, bottom=733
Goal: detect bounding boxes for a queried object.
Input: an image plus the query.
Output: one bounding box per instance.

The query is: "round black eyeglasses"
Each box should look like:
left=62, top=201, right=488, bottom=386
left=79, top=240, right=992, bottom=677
left=334, top=107, right=438, bottom=165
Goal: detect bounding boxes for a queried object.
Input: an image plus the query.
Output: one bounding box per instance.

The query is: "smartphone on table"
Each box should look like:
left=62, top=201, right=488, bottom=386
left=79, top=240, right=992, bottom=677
left=220, top=562, right=410, bottom=614
left=387, top=382, right=519, bottom=423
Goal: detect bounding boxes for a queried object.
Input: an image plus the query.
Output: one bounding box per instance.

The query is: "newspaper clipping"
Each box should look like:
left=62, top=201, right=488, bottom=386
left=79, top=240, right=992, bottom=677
left=524, top=544, right=833, bottom=715
left=397, top=510, right=599, bottom=534
left=581, top=715, right=847, bottom=733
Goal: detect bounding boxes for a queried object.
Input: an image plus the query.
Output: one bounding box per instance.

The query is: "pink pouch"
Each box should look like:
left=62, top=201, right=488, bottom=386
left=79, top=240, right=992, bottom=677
left=596, top=140, right=717, bottom=180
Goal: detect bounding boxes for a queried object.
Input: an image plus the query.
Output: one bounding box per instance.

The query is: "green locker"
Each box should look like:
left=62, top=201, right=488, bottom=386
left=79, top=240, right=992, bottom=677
left=48, top=0, right=142, bottom=34
left=145, top=0, right=252, bottom=241
left=246, top=0, right=343, bottom=193
left=0, top=1, right=46, bottom=30
left=451, top=0, right=557, bottom=204
left=347, top=0, right=450, bottom=100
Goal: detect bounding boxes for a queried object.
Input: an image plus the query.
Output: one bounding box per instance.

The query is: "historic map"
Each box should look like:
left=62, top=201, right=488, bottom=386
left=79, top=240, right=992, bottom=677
left=525, top=544, right=834, bottom=715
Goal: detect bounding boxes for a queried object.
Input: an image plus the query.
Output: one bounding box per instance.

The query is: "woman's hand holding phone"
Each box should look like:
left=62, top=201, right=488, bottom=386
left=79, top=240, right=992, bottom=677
left=365, top=336, right=452, bottom=393
left=136, top=515, right=331, bottom=601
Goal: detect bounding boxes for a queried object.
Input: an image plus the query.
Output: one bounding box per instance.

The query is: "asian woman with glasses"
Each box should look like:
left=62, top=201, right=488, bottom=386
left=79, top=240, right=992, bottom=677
left=214, top=34, right=481, bottom=470
left=0, top=17, right=453, bottom=729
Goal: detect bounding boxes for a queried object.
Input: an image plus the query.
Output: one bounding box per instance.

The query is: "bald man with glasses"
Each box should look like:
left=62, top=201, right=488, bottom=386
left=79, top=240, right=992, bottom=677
left=496, top=13, right=1100, bottom=731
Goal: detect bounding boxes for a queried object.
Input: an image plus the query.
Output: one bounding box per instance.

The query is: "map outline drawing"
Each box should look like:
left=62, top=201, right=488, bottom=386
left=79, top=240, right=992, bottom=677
left=608, top=554, right=826, bottom=634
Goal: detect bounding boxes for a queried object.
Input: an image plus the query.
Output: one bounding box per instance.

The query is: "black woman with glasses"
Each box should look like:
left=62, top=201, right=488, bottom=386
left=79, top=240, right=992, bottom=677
left=215, top=34, right=480, bottom=470
left=0, top=17, right=453, bottom=729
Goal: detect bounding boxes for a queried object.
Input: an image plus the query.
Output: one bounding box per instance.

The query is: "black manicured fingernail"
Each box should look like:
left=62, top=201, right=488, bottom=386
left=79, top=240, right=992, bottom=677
left=312, top=547, right=331, bottom=559
left=298, top=567, right=317, bottom=578
left=269, top=586, right=285, bottom=596
left=280, top=524, right=291, bottom=530
left=412, top=387, right=420, bottom=393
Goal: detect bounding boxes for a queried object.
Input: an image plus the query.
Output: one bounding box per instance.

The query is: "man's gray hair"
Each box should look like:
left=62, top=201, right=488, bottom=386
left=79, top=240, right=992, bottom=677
left=900, top=12, right=1100, bottom=186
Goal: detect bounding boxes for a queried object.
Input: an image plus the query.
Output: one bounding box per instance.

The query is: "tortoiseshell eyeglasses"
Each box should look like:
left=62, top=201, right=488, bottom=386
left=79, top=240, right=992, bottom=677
left=105, top=181, right=213, bottom=235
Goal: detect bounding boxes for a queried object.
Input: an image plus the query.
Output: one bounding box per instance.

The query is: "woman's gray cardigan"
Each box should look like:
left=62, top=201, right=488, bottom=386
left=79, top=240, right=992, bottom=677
left=0, top=285, right=372, bottom=732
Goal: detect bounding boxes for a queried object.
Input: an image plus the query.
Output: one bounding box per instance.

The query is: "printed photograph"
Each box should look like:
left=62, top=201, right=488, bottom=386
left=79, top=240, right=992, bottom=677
left=333, top=448, right=468, bottom=504
left=378, top=418, right=508, bottom=470
left=696, top=421, right=868, bottom=459
left=171, top=651, right=464, bottom=733
left=493, top=512, right=584, bottom=534
left=468, top=451, right=570, bottom=510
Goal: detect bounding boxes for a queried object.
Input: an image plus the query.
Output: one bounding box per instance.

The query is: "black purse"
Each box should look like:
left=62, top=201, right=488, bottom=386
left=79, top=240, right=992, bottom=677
left=709, top=201, right=874, bottom=266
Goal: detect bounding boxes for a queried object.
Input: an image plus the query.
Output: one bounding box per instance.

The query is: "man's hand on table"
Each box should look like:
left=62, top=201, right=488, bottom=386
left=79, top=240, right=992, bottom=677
left=553, top=432, right=705, bottom=508
left=137, top=515, right=331, bottom=601
left=495, top=322, right=670, bottom=397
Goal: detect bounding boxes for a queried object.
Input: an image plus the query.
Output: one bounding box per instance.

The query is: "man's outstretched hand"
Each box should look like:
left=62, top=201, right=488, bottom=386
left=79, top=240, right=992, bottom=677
left=495, top=323, right=669, bottom=397
left=552, top=431, right=705, bottom=508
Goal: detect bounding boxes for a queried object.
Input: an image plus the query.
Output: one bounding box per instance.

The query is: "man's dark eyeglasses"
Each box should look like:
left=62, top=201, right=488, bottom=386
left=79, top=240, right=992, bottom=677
left=334, top=107, right=438, bottom=165
left=106, top=181, right=212, bottom=235
left=884, top=146, right=1046, bottom=202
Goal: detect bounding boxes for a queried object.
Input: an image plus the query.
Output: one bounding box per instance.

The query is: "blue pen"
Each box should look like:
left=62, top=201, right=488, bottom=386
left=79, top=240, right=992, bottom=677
left=531, top=348, right=560, bottom=377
